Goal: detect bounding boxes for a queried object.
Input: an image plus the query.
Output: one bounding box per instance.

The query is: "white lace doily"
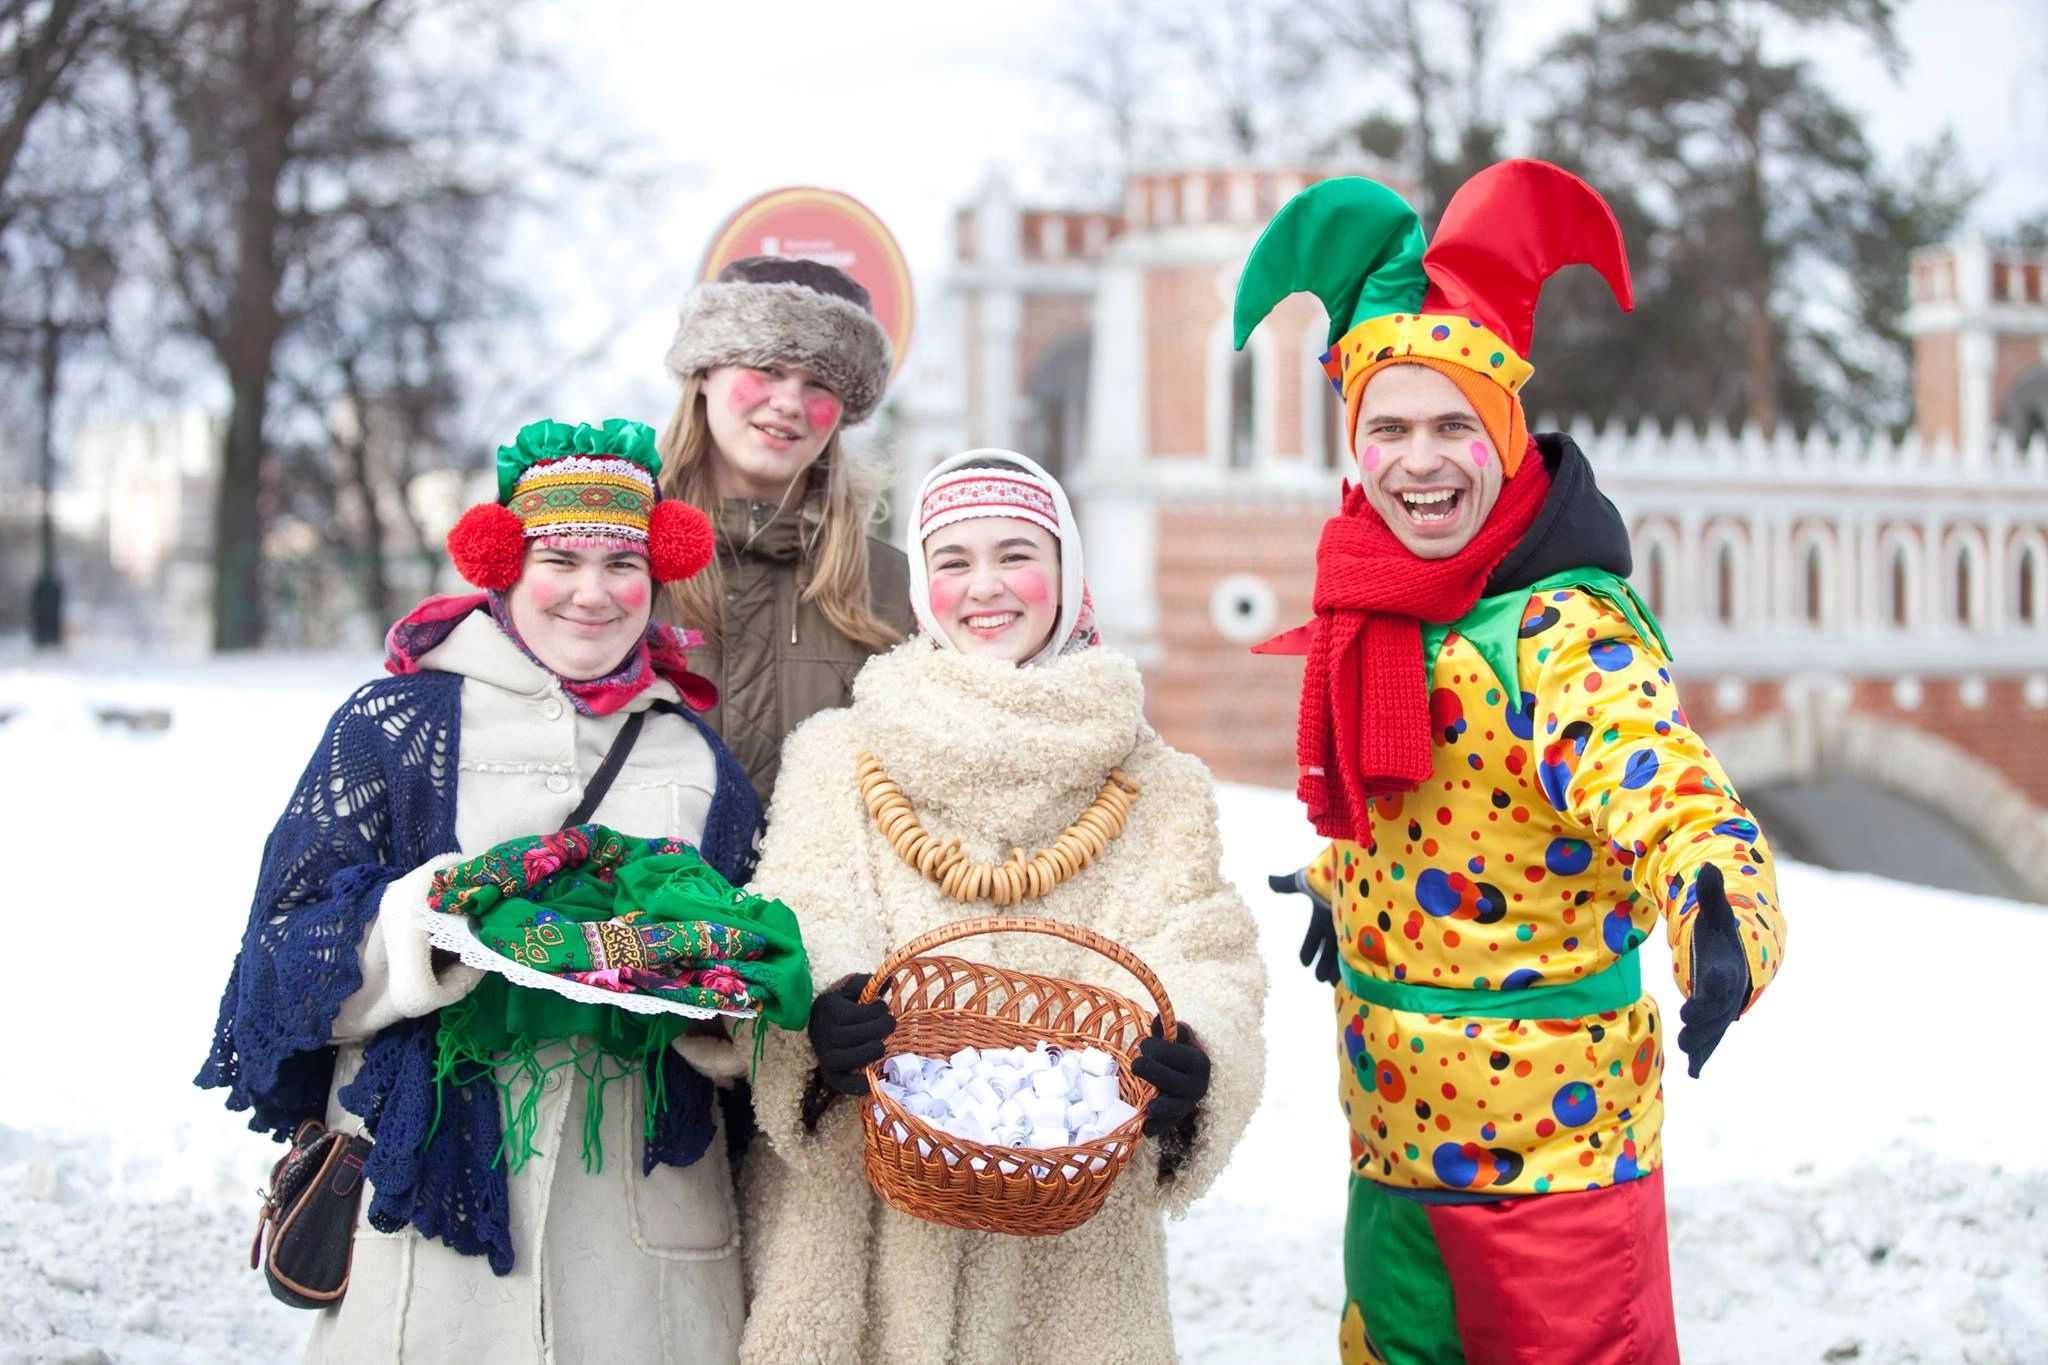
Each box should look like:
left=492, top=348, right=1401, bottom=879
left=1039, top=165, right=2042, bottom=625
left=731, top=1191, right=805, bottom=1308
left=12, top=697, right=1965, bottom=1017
left=417, top=905, right=759, bottom=1021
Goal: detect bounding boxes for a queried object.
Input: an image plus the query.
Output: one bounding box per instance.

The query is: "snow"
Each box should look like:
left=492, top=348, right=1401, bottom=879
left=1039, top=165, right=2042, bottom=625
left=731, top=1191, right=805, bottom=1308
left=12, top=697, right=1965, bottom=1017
left=2, top=655, right=2044, bottom=1363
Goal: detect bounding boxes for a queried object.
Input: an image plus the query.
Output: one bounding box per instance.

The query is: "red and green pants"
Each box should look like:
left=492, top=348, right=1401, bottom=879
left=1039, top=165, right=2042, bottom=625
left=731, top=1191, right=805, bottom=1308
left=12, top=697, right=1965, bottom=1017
left=1341, top=1168, right=1679, bottom=1364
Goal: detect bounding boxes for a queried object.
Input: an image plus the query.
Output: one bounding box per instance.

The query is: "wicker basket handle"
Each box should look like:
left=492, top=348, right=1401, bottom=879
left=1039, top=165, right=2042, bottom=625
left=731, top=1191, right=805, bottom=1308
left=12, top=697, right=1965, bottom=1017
left=858, top=914, right=1177, bottom=1037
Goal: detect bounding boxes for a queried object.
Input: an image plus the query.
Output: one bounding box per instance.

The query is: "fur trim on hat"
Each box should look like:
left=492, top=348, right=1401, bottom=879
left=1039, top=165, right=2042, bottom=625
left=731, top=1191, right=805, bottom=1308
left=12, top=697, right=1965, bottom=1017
left=665, top=281, right=893, bottom=425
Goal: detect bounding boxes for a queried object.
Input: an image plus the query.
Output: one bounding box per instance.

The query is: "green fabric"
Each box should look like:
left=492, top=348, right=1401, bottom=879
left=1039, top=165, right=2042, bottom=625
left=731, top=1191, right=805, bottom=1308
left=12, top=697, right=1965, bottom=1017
left=1347, top=1173, right=1465, bottom=1365
left=427, top=827, right=814, bottom=1171
left=1233, top=177, right=1429, bottom=351
left=1420, top=567, right=1669, bottom=704
left=614, top=857, right=814, bottom=1031
left=1340, top=948, right=1641, bottom=1020
left=431, top=981, right=691, bottom=1173
left=494, top=417, right=661, bottom=502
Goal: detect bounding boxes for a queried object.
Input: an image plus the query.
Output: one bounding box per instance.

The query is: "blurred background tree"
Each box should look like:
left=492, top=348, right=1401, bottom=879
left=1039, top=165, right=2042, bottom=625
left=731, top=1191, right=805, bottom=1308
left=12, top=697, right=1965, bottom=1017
left=114, top=0, right=541, bottom=649
left=1527, top=0, right=1976, bottom=435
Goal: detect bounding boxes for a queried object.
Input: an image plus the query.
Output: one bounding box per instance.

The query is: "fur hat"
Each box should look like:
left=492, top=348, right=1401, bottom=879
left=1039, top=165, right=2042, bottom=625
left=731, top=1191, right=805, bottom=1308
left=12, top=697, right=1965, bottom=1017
left=664, top=256, right=894, bottom=425
left=446, top=418, right=713, bottom=590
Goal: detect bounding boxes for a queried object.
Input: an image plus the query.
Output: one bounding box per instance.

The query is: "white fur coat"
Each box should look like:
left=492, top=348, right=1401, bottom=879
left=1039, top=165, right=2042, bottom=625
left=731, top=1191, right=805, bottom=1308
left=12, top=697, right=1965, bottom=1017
left=738, top=641, right=1267, bottom=1365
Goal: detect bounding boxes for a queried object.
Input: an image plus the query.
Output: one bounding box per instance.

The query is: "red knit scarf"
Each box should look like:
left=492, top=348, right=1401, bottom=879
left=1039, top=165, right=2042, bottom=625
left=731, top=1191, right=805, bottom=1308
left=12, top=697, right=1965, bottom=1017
left=1298, top=446, right=1551, bottom=840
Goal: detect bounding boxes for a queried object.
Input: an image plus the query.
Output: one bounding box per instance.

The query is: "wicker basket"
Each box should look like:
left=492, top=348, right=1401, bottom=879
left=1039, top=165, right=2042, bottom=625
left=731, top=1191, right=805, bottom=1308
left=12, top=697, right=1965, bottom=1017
left=855, top=915, right=1176, bottom=1237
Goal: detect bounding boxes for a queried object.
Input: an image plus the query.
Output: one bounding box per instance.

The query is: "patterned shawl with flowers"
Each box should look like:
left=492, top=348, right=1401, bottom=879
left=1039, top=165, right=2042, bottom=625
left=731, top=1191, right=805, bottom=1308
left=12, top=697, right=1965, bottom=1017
left=425, top=825, right=811, bottom=1170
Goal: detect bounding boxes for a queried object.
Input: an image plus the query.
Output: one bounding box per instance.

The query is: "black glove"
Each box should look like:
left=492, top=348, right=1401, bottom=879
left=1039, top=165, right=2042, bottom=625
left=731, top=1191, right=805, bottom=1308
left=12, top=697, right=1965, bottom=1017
left=1270, top=867, right=1340, bottom=985
left=807, top=973, right=896, bottom=1096
left=1132, top=1018, right=1210, bottom=1138
left=1677, top=864, right=1751, bottom=1078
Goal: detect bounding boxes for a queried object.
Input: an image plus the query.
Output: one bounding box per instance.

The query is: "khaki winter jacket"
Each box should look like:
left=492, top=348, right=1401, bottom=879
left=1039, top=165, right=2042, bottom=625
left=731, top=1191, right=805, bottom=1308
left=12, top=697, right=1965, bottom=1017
left=312, top=613, right=749, bottom=1365
left=737, top=641, right=1267, bottom=1365
left=677, top=498, right=913, bottom=809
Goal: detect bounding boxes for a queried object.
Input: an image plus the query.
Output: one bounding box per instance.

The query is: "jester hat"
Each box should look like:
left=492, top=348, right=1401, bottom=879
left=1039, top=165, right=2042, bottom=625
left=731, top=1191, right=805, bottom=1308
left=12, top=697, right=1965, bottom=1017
left=1233, top=160, right=1633, bottom=477
left=447, top=418, right=714, bottom=590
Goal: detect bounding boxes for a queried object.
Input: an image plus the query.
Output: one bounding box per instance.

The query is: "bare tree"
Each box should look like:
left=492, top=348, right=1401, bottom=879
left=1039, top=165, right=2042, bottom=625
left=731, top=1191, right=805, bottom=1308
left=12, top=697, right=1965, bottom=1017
left=1311, top=0, right=1504, bottom=223
left=115, top=0, right=537, bottom=649
left=1044, top=0, right=1315, bottom=202
left=0, top=0, right=118, bottom=216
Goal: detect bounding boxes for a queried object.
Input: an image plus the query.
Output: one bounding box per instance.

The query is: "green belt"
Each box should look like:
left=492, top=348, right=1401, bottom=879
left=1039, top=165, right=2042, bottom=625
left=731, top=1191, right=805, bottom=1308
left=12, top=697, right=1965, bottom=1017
left=1338, top=949, right=1642, bottom=1020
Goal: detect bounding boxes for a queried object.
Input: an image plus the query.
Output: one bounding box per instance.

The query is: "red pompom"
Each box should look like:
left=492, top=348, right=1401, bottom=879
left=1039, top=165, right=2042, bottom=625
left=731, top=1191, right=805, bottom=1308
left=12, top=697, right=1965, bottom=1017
left=447, top=502, right=526, bottom=590
left=648, top=499, right=714, bottom=583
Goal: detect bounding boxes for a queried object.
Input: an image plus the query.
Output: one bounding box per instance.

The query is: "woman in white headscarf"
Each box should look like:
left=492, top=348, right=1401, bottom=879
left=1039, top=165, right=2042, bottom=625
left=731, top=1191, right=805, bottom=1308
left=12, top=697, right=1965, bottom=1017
left=736, top=450, right=1267, bottom=1365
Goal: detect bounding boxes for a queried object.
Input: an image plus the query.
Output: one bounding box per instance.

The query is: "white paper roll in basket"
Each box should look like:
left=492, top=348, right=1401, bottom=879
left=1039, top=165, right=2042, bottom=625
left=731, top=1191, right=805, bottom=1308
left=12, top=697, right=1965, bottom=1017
left=854, top=914, right=1175, bottom=1238
left=416, top=904, right=759, bottom=1020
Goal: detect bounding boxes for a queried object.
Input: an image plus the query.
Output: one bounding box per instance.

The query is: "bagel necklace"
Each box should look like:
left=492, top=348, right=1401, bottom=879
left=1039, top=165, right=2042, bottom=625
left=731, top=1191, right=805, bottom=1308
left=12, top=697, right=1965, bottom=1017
left=855, top=750, right=1139, bottom=906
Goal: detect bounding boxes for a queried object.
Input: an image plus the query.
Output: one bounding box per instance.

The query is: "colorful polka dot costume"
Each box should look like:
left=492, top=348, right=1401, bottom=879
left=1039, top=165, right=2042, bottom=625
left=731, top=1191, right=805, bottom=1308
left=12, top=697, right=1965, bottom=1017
left=1296, top=578, right=1783, bottom=1362
left=1305, top=578, right=1783, bottom=1192
left=1234, top=163, right=1785, bottom=1363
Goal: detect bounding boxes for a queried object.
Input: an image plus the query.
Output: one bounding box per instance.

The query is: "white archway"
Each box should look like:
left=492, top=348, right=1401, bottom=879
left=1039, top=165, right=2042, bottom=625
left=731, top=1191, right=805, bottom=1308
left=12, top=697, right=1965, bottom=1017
left=1700, top=521, right=1751, bottom=627
left=1789, top=524, right=1840, bottom=629
left=1875, top=527, right=1925, bottom=631
left=1207, top=314, right=1274, bottom=470
left=2008, top=530, right=2047, bottom=629
left=1940, top=526, right=1990, bottom=629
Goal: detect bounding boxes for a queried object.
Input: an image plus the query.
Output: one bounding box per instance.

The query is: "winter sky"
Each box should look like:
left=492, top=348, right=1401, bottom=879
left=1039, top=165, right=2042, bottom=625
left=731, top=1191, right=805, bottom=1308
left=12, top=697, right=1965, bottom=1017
left=516, top=0, right=2048, bottom=430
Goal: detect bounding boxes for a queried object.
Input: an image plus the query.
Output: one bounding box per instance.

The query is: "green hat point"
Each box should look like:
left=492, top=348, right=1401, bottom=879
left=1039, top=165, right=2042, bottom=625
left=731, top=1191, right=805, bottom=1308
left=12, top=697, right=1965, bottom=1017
left=1232, top=177, right=1429, bottom=351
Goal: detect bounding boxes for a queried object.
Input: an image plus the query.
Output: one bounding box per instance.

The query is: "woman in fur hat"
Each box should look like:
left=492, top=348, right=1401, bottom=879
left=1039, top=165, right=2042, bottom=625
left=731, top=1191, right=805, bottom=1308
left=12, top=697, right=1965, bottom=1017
left=199, top=419, right=771, bottom=1363
left=735, top=450, right=1268, bottom=1365
left=658, top=256, right=916, bottom=810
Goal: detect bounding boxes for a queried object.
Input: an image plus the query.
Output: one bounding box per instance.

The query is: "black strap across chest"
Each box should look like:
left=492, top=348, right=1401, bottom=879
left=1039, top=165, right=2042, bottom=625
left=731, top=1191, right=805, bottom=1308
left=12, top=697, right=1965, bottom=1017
left=563, top=698, right=691, bottom=828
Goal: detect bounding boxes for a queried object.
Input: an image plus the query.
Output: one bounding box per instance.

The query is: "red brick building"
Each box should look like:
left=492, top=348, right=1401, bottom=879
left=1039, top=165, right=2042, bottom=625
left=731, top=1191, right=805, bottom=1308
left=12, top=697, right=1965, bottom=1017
left=890, top=171, right=2048, bottom=901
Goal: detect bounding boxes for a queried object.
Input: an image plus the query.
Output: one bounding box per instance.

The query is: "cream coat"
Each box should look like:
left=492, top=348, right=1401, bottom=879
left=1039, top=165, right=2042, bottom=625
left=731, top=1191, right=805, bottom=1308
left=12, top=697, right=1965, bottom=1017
left=738, top=641, right=1267, bottom=1365
left=311, top=613, right=748, bottom=1365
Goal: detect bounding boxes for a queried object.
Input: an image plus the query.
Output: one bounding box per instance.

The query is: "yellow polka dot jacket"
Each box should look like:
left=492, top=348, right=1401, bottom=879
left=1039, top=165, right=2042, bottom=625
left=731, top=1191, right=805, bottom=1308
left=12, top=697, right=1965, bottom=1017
left=1305, top=435, right=1784, bottom=1197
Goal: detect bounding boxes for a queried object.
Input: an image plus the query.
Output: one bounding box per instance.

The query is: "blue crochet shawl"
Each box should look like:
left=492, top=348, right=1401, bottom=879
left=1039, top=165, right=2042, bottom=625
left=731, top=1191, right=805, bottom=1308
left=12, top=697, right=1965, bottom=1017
left=195, top=669, right=762, bottom=1274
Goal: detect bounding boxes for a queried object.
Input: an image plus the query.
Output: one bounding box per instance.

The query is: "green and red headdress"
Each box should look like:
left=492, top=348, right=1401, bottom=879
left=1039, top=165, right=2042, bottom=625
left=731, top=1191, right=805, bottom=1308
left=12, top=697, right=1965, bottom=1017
left=447, top=418, right=714, bottom=590
left=1233, top=160, right=1633, bottom=475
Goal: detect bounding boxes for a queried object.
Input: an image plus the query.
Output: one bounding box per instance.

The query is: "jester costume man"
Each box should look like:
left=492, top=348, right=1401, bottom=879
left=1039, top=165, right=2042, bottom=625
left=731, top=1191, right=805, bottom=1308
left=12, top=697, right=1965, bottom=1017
left=1238, top=162, right=1786, bottom=1363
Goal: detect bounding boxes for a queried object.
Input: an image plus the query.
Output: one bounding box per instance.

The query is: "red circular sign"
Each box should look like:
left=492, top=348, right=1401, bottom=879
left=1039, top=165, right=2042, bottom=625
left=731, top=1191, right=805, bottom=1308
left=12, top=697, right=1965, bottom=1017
left=699, top=186, right=915, bottom=381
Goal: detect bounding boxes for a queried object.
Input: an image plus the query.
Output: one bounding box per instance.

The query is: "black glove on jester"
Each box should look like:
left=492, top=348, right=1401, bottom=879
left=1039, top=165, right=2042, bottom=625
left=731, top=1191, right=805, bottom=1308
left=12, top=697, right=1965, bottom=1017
left=1677, top=864, right=1751, bottom=1077
left=808, top=973, right=896, bottom=1096
left=1270, top=866, right=1342, bottom=985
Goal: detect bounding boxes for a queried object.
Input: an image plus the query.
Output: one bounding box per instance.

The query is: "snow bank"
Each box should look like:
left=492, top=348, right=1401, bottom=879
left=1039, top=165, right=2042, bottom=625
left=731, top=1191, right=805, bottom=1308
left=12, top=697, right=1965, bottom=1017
left=1, top=662, right=2042, bottom=1362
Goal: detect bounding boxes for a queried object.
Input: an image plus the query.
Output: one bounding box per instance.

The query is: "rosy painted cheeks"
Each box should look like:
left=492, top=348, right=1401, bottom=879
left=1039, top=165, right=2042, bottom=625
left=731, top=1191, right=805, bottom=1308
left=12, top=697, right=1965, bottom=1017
left=1469, top=441, right=1490, bottom=467
left=804, top=394, right=842, bottom=432
left=1010, top=567, right=1052, bottom=607
left=928, top=576, right=966, bottom=618
left=1360, top=444, right=1382, bottom=472
left=613, top=579, right=649, bottom=612
left=725, top=371, right=767, bottom=411
left=524, top=578, right=566, bottom=610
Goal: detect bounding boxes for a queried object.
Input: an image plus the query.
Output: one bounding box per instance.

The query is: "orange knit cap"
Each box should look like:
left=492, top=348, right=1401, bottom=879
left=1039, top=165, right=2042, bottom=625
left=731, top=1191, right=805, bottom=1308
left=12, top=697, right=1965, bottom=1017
left=1343, top=355, right=1530, bottom=478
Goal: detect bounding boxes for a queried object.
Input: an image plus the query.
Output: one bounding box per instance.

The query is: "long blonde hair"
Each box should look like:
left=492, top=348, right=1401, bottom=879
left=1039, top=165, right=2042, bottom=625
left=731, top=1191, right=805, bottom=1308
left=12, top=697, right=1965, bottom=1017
left=657, top=370, right=902, bottom=653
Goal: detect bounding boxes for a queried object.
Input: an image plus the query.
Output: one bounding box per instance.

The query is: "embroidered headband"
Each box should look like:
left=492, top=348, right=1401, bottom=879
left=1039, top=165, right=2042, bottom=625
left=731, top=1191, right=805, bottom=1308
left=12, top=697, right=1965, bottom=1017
left=918, top=467, right=1062, bottom=540
left=446, top=418, right=714, bottom=590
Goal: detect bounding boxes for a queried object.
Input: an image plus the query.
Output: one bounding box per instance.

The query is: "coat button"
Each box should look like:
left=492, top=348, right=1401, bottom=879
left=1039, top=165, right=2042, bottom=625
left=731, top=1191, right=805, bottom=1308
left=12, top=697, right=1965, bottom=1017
left=541, top=699, right=563, bottom=720
left=546, top=773, right=571, bottom=794
left=543, top=1070, right=564, bottom=1093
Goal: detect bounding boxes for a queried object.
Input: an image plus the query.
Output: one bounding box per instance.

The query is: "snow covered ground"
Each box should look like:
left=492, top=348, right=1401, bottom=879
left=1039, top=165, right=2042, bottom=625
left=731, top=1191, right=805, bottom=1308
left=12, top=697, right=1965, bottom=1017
left=1, top=652, right=2043, bottom=1364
